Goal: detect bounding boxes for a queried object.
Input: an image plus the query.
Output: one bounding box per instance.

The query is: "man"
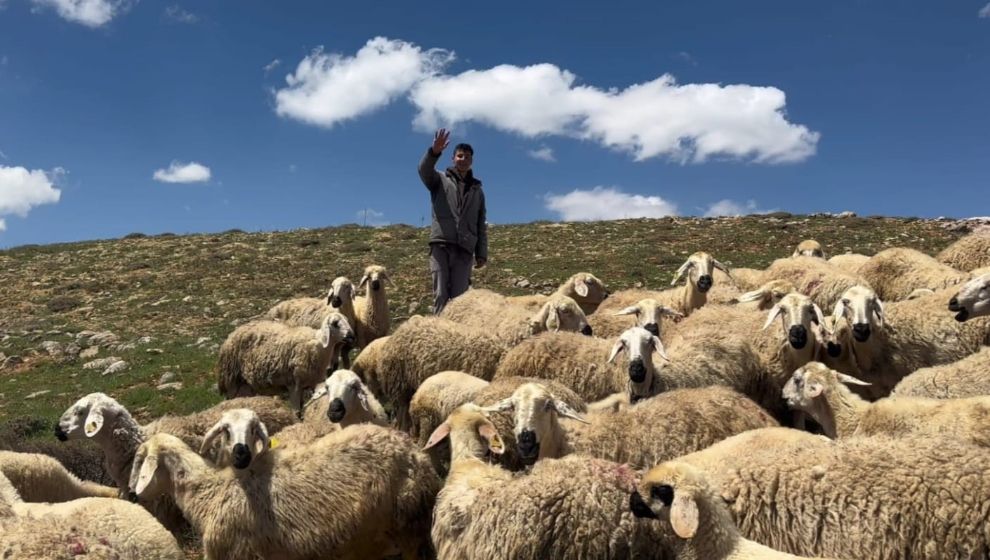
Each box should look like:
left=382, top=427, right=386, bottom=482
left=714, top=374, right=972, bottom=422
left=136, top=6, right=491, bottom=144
left=418, top=128, right=488, bottom=314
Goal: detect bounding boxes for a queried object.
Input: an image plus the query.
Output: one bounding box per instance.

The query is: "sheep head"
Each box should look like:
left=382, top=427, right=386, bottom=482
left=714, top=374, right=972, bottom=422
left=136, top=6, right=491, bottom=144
left=200, top=409, right=270, bottom=470
left=783, top=362, right=869, bottom=438
left=129, top=433, right=187, bottom=500
left=480, top=382, right=587, bottom=464
left=529, top=295, right=592, bottom=336
left=607, top=327, right=669, bottom=401
left=318, top=312, right=356, bottom=349
left=424, top=404, right=504, bottom=463
left=566, top=272, right=610, bottom=313
left=320, top=369, right=374, bottom=425
left=832, top=285, right=884, bottom=342
left=55, top=392, right=127, bottom=441
left=949, top=272, right=990, bottom=322
left=326, top=276, right=355, bottom=308
left=358, top=265, right=391, bottom=293
left=793, top=239, right=826, bottom=259
left=736, top=279, right=796, bottom=311
left=632, top=461, right=708, bottom=540
left=764, top=292, right=826, bottom=351
left=613, top=298, right=683, bottom=337
left=670, top=251, right=731, bottom=294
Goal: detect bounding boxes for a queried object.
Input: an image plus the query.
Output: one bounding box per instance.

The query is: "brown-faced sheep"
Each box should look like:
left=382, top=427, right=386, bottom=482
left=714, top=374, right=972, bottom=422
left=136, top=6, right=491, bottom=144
left=858, top=247, right=969, bottom=301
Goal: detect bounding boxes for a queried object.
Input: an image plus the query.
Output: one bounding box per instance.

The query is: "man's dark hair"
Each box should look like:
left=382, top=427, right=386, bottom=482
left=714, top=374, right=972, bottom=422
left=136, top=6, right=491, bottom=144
left=453, top=143, right=474, bottom=156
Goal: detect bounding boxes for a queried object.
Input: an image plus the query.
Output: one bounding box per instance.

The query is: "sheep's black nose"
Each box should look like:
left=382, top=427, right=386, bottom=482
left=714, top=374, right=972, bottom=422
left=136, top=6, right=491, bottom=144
left=603, top=291, right=611, bottom=299
left=826, top=341, right=842, bottom=358
left=644, top=323, right=660, bottom=337
left=327, top=398, right=346, bottom=422
left=330, top=296, right=342, bottom=307
left=955, top=308, right=970, bottom=322
left=127, top=491, right=139, bottom=503
left=697, top=275, right=713, bottom=293
left=581, top=325, right=593, bottom=336
left=232, top=443, right=252, bottom=469
left=948, top=297, right=960, bottom=312
left=788, top=325, right=808, bottom=349
left=629, top=492, right=657, bottom=519
left=371, top=280, right=381, bottom=291
left=629, top=359, right=647, bottom=383
left=54, top=424, right=68, bottom=442
left=342, top=332, right=356, bottom=345
left=852, top=323, right=871, bottom=342
left=517, top=430, right=539, bottom=461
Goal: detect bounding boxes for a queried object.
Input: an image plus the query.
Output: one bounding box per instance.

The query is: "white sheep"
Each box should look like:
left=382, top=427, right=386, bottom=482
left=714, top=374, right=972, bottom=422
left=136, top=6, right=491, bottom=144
left=949, top=271, right=990, bottom=321
left=353, top=264, right=392, bottom=349
left=587, top=297, right=682, bottom=338
left=937, top=231, right=990, bottom=272
left=0, top=450, right=118, bottom=503
left=441, top=289, right=594, bottom=343
left=631, top=461, right=841, bottom=560
left=892, top=346, right=990, bottom=399
left=216, top=312, right=355, bottom=410
left=506, top=271, right=610, bottom=315
left=310, top=369, right=387, bottom=427
left=792, top=239, right=825, bottom=259
left=264, top=276, right=358, bottom=369
left=760, top=255, right=871, bottom=311
left=858, top=247, right=969, bottom=301
left=130, top=425, right=440, bottom=560
left=409, top=370, right=490, bottom=446
left=826, top=252, right=869, bottom=275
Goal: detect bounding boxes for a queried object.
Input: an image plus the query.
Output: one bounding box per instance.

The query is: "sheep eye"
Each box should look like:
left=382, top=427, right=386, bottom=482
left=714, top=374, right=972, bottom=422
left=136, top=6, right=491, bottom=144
left=652, top=484, right=675, bottom=506
left=841, top=299, right=850, bottom=305
left=331, top=320, right=340, bottom=328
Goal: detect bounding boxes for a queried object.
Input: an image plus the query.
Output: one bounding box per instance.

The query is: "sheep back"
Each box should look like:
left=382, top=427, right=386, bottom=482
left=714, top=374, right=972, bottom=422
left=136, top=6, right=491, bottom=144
left=891, top=346, right=990, bottom=399
left=937, top=232, right=990, bottom=272
left=858, top=247, right=968, bottom=301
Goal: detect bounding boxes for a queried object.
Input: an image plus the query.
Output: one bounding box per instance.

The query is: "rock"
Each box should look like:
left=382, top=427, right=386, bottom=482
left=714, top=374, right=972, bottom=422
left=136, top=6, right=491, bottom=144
left=87, top=331, right=119, bottom=348
left=101, top=360, right=129, bottom=376
left=158, top=371, right=177, bottom=384
left=82, top=357, right=121, bottom=370
left=146, top=348, right=164, bottom=355
left=39, top=341, right=64, bottom=356
left=516, top=279, right=531, bottom=288
left=195, top=337, right=211, bottom=346
left=138, top=336, right=153, bottom=344
left=79, top=347, right=99, bottom=359
left=157, top=382, right=184, bottom=392
left=25, top=390, right=51, bottom=400
left=836, top=211, right=857, bottom=218
left=2, top=356, right=23, bottom=369
left=407, top=302, right=419, bottom=315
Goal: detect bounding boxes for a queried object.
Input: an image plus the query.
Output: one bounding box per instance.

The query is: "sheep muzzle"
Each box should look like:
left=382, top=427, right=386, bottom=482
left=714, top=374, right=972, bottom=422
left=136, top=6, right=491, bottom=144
left=788, top=325, right=808, bottom=349
left=54, top=423, right=68, bottom=442
left=327, top=398, right=346, bottom=422
left=629, top=491, right=658, bottom=519
left=232, top=443, right=253, bottom=469
left=696, top=275, right=713, bottom=293
left=628, top=359, right=648, bottom=383
left=517, top=430, right=539, bottom=462
left=852, top=323, right=871, bottom=342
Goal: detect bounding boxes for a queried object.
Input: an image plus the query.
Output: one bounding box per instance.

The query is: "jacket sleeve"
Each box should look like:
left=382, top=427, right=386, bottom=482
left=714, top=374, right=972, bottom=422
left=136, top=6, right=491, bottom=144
left=418, top=148, right=443, bottom=192
left=475, top=189, right=488, bottom=261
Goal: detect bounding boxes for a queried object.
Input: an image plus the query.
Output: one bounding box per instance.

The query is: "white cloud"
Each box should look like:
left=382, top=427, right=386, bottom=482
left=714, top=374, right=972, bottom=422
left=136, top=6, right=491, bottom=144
left=544, top=186, right=678, bottom=221
left=164, top=4, right=197, bottom=23
left=980, top=2, right=990, bottom=17
left=153, top=161, right=211, bottom=183
left=274, top=37, right=454, bottom=128
left=673, top=51, right=698, bottom=66
left=357, top=208, right=387, bottom=227
left=703, top=199, right=774, bottom=217
left=31, top=0, right=133, bottom=28
left=0, top=165, right=63, bottom=230
left=528, top=145, right=556, bottom=162
left=263, top=58, right=281, bottom=74
left=0, top=219, right=5, bottom=231
left=0, top=148, right=7, bottom=160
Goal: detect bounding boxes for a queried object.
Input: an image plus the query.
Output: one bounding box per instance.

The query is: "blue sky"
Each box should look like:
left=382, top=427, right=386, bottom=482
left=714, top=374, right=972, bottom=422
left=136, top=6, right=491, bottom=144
left=0, top=0, right=988, bottom=248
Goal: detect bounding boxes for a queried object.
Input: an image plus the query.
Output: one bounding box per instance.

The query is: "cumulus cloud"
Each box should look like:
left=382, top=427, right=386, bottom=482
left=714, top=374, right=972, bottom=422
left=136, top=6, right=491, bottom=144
left=0, top=165, right=63, bottom=231
left=528, top=146, right=556, bottom=162
left=980, top=2, right=990, bottom=17
left=153, top=161, right=211, bottom=183
left=31, top=0, right=134, bottom=28
left=544, top=187, right=678, bottom=221
left=703, top=199, right=774, bottom=217
left=164, top=4, right=197, bottom=23
left=274, top=37, right=454, bottom=128
left=357, top=208, right=387, bottom=227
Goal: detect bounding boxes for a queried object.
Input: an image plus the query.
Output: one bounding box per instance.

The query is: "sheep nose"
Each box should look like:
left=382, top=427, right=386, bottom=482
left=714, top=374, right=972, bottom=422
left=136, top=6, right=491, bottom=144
left=852, top=323, right=871, bottom=342
left=697, top=275, right=713, bottom=292
left=54, top=424, right=68, bottom=442
left=342, top=332, right=356, bottom=345
left=603, top=291, right=611, bottom=299
left=644, top=323, right=660, bottom=337
left=948, top=297, right=961, bottom=311
left=232, top=443, right=252, bottom=469
left=629, top=492, right=658, bottom=519
left=127, top=491, right=139, bottom=503
left=788, top=325, right=808, bottom=349
left=327, top=398, right=346, bottom=422
left=955, top=308, right=970, bottom=322
left=517, top=430, right=539, bottom=461
left=330, top=296, right=343, bottom=307
left=581, top=325, right=593, bottom=336
left=628, top=359, right=647, bottom=383
left=826, top=341, right=842, bottom=358
left=371, top=280, right=381, bottom=291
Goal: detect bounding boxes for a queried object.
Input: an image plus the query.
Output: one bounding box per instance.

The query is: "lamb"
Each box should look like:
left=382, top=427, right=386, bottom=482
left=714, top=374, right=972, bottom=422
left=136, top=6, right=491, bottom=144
left=792, top=239, right=825, bottom=259
left=760, top=255, right=871, bottom=310
left=949, top=271, right=990, bottom=321
left=0, top=472, right=183, bottom=559
left=937, top=230, right=990, bottom=271
left=784, top=361, right=990, bottom=447
left=0, top=450, right=118, bottom=503
left=425, top=404, right=669, bottom=560
left=216, top=312, right=356, bottom=410
left=506, top=271, right=610, bottom=315
left=130, top=425, right=440, bottom=560
left=892, top=346, right=990, bottom=398
left=441, top=289, right=593, bottom=343
left=353, top=264, right=392, bottom=349
left=857, top=247, right=969, bottom=301
left=826, top=252, right=869, bottom=275
left=264, top=276, right=358, bottom=369
left=482, top=382, right=777, bottom=470
left=631, top=461, right=840, bottom=560
left=587, top=297, right=682, bottom=338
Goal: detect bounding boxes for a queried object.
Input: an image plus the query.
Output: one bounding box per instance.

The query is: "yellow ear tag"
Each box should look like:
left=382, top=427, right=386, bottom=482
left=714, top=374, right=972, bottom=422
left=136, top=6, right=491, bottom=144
left=269, top=437, right=280, bottom=449
left=86, top=422, right=98, bottom=434
left=489, top=435, right=504, bottom=453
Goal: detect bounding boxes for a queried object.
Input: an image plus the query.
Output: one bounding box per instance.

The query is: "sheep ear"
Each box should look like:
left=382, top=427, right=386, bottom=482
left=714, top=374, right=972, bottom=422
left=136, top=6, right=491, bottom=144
left=84, top=407, right=105, bottom=438
left=872, top=298, right=885, bottom=328
left=613, top=306, right=640, bottom=317
left=318, top=321, right=332, bottom=348
left=738, top=288, right=767, bottom=304
left=832, top=299, right=847, bottom=323
left=252, top=421, right=270, bottom=456
left=712, top=259, right=731, bottom=275
left=133, top=453, right=159, bottom=496
left=670, top=493, right=700, bottom=539
left=574, top=278, right=590, bottom=298
left=479, top=397, right=514, bottom=413
left=529, top=302, right=552, bottom=333
left=381, top=271, right=394, bottom=286
left=607, top=339, right=625, bottom=364
left=358, top=274, right=370, bottom=290
left=199, top=422, right=226, bottom=456
left=763, top=304, right=783, bottom=330
left=552, top=400, right=590, bottom=424
left=652, top=336, right=670, bottom=362
left=423, top=422, right=451, bottom=450
left=812, top=304, right=826, bottom=327
left=477, top=422, right=505, bottom=455
left=548, top=306, right=563, bottom=332
left=659, top=306, right=684, bottom=319
left=356, top=386, right=372, bottom=411
left=837, top=373, right=871, bottom=386
left=806, top=381, right=825, bottom=399
left=671, top=261, right=693, bottom=286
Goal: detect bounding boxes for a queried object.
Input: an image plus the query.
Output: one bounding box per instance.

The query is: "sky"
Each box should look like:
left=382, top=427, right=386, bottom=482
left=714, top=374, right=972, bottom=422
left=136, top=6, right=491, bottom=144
left=0, top=1, right=988, bottom=248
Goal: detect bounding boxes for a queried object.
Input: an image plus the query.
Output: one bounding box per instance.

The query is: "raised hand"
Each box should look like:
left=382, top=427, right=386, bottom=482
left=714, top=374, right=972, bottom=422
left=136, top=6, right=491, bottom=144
left=432, top=128, right=451, bottom=155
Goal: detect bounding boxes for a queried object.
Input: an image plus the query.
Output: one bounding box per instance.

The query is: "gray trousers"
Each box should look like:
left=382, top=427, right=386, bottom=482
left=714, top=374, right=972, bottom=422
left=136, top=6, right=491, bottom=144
left=430, top=243, right=473, bottom=314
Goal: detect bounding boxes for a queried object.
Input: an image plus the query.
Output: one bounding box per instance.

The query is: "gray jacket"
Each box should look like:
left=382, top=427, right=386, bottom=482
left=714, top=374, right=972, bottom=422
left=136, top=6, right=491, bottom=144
left=418, top=148, right=488, bottom=260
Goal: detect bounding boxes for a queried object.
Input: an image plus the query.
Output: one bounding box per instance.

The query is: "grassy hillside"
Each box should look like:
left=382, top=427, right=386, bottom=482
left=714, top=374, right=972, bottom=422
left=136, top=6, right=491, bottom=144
left=0, top=214, right=963, bottom=433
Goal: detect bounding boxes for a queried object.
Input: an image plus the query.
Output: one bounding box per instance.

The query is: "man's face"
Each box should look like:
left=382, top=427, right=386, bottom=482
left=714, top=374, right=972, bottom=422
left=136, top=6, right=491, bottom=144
left=453, top=149, right=473, bottom=174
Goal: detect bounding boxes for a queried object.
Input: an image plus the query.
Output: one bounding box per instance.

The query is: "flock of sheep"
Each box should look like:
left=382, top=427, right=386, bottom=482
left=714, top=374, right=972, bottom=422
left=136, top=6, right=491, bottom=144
left=2, top=230, right=990, bottom=559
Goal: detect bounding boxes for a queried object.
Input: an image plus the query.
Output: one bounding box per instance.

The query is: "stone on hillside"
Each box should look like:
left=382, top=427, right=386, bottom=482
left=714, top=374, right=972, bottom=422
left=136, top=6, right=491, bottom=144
left=837, top=211, right=857, bottom=218
left=82, top=357, right=121, bottom=370
left=2, top=356, right=23, bottom=369
left=39, top=341, right=64, bottom=356
left=25, top=390, right=51, bottom=399
left=158, top=371, right=177, bottom=384
left=79, top=347, right=99, bottom=359
left=101, top=360, right=129, bottom=376
left=157, top=382, right=183, bottom=392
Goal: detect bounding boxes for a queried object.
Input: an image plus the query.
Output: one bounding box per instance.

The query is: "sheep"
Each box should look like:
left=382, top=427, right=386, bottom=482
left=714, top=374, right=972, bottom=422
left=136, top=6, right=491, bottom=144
left=760, top=255, right=871, bottom=311
left=353, top=264, right=391, bottom=349
left=130, top=425, right=440, bottom=560
left=784, top=361, right=990, bottom=447
left=442, top=290, right=593, bottom=343
left=721, top=267, right=764, bottom=291
left=350, top=334, right=389, bottom=381
left=597, top=252, right=733, bottom=318
left=310, top=369, right=387, bottom=427
left=482, top=382, right=777, bottom=471
left=686, top=434, right=990, bottom=558
left=0, top=472, right=183, bottom=559
left=949, top=271, right=990, bottom=321
left=792, top=239, right=825, bottom=259
left=264, top=276, right=358, bottom=369
left=425, top=404, right=669, bottom=560
left=0, top=450, right=118, bottom=503
left=506, top=271, right=610, bottom=315
left=492, top=327, right=669, bottom=403
left=587, top=297, right=683, bottom=338
left=892, top=346, right=990, bottom=398
left=631, top=461, right=840, bottom=560
left=676, top=427, right=833, bottom=476
left=216, top=312, right=356, bottom=410
left=409, top=371, right=491, bottom=446
left=730, top=279, right=796, bottom=311
left=826, top=252, right=869, bottom=275
left=858, top=247, right=969, bottom=301
left=937, top=230, right=990, bottom=271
